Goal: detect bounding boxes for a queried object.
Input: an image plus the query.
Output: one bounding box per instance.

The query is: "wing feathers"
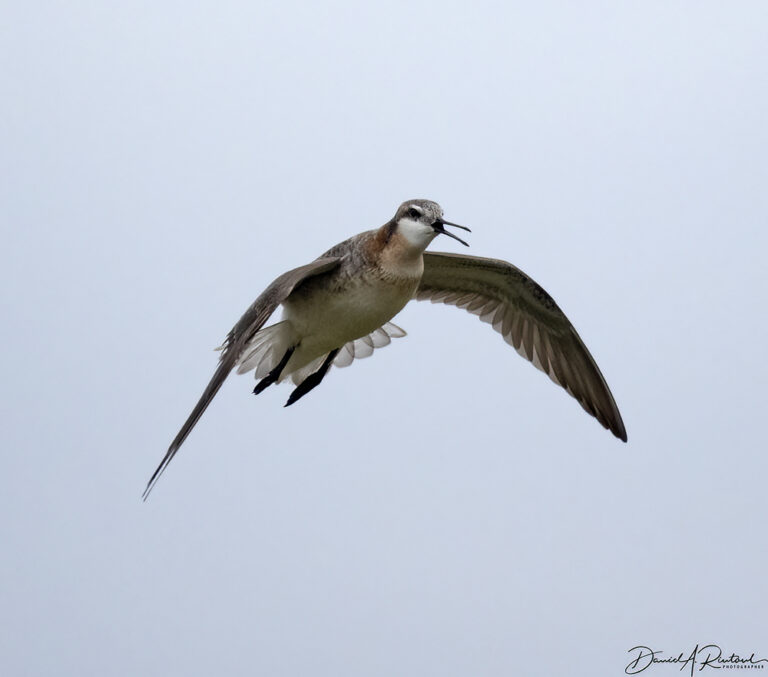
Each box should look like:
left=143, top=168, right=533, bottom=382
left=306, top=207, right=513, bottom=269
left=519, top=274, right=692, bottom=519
left=416, top=252, right=627, bottom=442
left=142, top=256, right=342, bottom=499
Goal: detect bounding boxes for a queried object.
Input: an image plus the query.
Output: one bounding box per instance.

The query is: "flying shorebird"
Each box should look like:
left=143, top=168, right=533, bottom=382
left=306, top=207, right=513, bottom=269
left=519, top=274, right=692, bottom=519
left=143, top=199, right=626, bottom=498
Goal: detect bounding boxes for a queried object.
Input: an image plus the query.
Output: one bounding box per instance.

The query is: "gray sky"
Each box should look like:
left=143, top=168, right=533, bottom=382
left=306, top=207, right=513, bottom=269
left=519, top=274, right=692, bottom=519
left=2, top=2, right=767, bottom=675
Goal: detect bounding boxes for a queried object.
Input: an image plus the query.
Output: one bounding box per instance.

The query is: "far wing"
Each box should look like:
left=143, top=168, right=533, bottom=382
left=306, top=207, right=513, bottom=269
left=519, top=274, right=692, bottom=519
left=416, top=252, right=627, bottom=441
left=143, top=256, right=342, bottom=498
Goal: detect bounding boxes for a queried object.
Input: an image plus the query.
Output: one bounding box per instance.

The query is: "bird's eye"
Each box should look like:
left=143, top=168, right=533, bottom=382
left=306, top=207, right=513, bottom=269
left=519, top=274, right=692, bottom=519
left=407, top=207, right=421, bottom=219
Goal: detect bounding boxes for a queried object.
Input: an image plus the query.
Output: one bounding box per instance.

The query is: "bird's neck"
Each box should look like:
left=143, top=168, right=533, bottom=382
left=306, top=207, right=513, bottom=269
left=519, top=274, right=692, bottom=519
left=367, top=223, right=426, bottom=279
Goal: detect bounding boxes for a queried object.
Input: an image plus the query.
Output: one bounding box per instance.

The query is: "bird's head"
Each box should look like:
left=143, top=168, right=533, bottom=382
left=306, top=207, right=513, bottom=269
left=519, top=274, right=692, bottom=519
left=393, top=199, right=470, bottom=250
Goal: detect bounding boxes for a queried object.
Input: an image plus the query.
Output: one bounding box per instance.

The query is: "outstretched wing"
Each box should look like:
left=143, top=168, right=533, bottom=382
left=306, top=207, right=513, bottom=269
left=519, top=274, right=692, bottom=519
left=416, top=252, right=627, bottom=441
left=143, top=256, right=342, bottom=498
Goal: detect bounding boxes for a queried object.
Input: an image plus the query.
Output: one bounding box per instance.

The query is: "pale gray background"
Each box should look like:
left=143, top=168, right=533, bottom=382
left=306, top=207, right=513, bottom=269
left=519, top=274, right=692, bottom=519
left=1, top=2, right=766, bottom=676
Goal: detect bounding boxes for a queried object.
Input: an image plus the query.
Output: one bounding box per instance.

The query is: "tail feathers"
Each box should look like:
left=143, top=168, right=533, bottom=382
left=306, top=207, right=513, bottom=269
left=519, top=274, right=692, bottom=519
left=236, top=322, right=295, bottom=377
left=333, top=321, right=406, bottom=368
left=289, top=355, right=327, bottom=385
left=241, top=320, right=408, bottom=389
left=290, top=321, right=408, bottom=382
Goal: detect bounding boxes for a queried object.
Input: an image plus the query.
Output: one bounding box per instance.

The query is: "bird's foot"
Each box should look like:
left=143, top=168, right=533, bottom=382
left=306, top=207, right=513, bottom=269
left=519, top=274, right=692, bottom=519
left=284, top=348, right=339, bottom=407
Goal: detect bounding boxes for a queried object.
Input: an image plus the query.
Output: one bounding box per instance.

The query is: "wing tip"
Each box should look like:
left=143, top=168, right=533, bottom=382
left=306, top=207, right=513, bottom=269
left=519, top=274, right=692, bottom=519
left=609, top=419, right=628, bottom=443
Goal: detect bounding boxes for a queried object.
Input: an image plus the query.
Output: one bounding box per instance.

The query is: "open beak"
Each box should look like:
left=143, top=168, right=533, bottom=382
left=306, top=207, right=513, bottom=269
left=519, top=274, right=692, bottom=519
left=433, top=219, right=471, bottom=247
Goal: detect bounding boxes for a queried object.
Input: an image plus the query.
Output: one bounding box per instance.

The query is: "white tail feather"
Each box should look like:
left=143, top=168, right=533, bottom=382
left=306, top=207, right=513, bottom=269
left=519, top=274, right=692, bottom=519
left=237, top=320, right=407, bottom=387
left=290, top=321, right=407, bottom=383
left=290, top=355, right=326, bottom=385
left=333, top=321, right=406, bottom=369
left=236, top=322, right=294, bottom=376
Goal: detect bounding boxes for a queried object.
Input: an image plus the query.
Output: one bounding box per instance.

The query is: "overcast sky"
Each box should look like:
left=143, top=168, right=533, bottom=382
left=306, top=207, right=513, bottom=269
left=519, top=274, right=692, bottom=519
left=2, top=2, right=767, bottom=676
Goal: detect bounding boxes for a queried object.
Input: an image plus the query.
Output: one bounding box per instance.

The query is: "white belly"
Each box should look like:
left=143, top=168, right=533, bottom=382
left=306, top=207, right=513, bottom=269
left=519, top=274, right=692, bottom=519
left=280, top=274, right=416, bottom=373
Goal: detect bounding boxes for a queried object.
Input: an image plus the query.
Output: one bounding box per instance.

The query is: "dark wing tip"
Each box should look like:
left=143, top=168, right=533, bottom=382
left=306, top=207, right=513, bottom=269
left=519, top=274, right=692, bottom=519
left=597, top=398, right=627, bottom=443
left=614, top=422, right=628, bottom=443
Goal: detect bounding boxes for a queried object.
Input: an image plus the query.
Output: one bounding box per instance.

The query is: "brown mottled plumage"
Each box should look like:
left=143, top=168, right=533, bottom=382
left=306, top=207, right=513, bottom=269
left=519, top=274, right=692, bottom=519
left=143, top=199, right=626, bottom=498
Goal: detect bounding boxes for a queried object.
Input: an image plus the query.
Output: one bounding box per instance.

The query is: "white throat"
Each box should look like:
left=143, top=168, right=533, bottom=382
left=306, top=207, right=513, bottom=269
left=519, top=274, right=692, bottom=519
left=397, top=217, right=437, bottom=250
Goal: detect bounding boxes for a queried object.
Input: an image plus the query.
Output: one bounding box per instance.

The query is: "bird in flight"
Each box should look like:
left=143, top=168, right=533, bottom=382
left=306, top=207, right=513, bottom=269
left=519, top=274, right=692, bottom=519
left=143, top=199, right=626, bottom=498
